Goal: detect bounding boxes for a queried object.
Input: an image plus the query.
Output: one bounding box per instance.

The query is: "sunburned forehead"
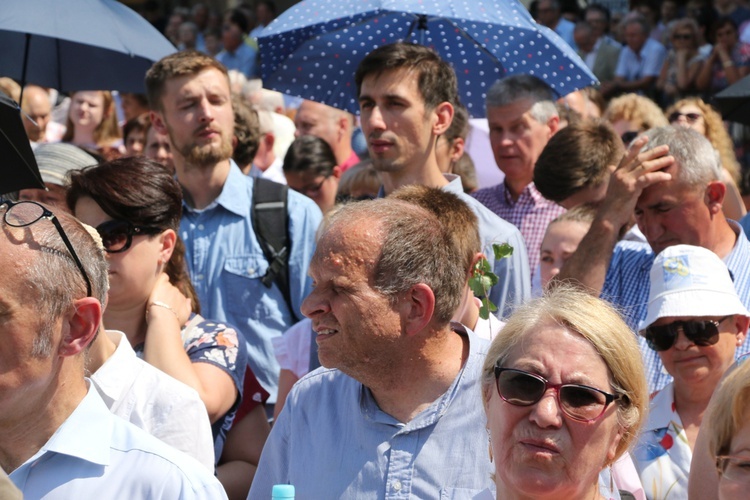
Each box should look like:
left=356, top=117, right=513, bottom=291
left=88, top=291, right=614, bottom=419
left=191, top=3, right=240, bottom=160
left=312, top=219, right=382, bottom=275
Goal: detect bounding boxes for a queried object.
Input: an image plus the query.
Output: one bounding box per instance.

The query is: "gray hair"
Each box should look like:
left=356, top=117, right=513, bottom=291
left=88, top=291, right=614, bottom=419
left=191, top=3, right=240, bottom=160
left=325, top=198, right=464, bottom=324
left=24, top=209, right=108, bottom=357
left=486, top=74, right=558, bottom=123
left=622, top=14, right=650, bottom=35
left=640, top=126, right=721, bottom=187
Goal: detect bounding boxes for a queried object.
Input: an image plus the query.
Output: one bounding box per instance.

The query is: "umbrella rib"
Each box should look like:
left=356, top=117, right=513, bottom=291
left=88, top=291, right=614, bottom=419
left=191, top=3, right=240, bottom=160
left=440, top=17, right=504, bottom=68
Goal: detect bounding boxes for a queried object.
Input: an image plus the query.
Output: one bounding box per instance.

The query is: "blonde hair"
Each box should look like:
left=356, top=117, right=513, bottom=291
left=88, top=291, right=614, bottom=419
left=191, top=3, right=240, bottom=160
left=706, top=360, right=750, bottom=459
left=481, top=285, right=648, bottom=462
left=666, top=97, right=741, bottom=183
left=62, top=90, right=122, bottom=146
left=604, top=93, right=668, bottom=132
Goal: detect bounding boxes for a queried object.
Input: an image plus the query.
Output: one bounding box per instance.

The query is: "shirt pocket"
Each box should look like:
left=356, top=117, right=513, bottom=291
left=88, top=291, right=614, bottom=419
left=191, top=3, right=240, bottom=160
left=222, top=254, right=270, bottom=318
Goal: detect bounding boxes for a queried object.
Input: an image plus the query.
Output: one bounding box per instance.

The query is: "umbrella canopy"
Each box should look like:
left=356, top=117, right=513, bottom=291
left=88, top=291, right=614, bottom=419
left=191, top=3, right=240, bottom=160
left=0, top=0, right=176, bottom=94
left=714, top=74, right=750, bottom=126
left=258, top=0, right=597, bottom=117
left=0, top=91, right=44, bottom=195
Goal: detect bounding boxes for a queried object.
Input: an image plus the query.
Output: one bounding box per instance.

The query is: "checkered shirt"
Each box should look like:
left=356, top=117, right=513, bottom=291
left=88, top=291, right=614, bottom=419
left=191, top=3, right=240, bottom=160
left=472, top=182, right=566, bottom=281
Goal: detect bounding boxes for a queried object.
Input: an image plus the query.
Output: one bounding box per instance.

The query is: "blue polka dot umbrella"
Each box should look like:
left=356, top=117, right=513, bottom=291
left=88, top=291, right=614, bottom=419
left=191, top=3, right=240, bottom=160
left=258, top=0, right=597, bottom=118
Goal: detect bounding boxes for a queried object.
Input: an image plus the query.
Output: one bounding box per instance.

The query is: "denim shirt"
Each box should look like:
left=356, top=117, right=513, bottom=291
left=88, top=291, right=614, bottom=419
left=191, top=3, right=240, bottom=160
left=180, top=162, right=322, bottom=401
left=248, top=325, right=494, bottom=499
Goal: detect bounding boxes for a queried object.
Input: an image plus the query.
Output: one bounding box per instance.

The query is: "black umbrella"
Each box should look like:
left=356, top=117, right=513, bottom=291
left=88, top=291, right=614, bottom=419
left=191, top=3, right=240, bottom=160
left=0, top=91, right=44, bottom=196
left=714, top=74, right=750, bottom=126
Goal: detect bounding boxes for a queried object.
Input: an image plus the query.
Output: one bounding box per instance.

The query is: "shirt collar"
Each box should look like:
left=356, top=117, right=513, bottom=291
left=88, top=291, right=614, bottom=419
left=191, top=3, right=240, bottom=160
left=89, top=331, right=137, bottom=407
left=502, top=181, right=541, bottom=205
left=183, top=160, right=249, bottom=218
left=644, top=382, right=677, bottom=432
left=359, top=323, right=483, bottom=431
left=33, top=385, right=113, bottom=466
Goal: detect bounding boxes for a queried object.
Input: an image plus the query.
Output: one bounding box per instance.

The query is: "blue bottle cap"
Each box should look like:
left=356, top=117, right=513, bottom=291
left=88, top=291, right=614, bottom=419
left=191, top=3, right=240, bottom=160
left=271, top=484, right=295, bottom=498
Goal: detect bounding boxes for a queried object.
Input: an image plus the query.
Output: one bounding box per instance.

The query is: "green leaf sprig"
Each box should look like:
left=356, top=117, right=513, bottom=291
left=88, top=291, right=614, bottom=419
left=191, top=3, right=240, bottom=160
left=468, top=243, right=513, bottom=320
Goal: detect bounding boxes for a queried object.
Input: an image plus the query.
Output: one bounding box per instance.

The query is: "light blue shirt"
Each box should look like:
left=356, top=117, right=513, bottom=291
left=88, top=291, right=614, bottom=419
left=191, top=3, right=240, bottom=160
left=444, top=174, right=532, bottom=318
left=10, top=385, right=226, bottom=499
left=248, top=325, right=495, bottom=499
left=180, top=162, right=322, bottom=401
left=615, top=38, right=667, bottom=83
left=216, top=42, right=258, bottom=78
left=555, top=17, right=577, bottom=51
left=601, top=222, right=750, bottom=392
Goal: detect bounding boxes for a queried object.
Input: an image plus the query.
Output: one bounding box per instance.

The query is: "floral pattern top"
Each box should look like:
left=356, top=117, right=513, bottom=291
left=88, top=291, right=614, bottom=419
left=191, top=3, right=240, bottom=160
left=711, top=42, right=750, bottom=93
left=632, top=383, right=691, bottom=500
left=135, top=313, right=247, bottom=464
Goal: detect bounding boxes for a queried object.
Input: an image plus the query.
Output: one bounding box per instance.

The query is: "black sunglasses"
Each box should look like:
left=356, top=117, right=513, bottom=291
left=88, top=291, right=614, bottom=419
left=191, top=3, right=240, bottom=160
left=95, top=220, right=163, bottom=253
left=672, top=33, right=693, bottom=41
left=494, top=367, right=621, bottom=422
left=2, top=200, right=92, bottom=297
left=642, top=316, right=732, bottom=352
left=668, top=111, right=702, bottom=124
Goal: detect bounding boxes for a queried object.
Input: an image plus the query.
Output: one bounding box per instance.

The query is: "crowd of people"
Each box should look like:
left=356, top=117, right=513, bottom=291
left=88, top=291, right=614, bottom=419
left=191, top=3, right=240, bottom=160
left=3, top=0, right=750, bottom=499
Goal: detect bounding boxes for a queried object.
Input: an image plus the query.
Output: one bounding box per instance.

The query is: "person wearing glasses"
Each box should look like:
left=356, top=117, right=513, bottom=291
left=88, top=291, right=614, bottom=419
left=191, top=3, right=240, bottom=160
left=656, top=18, right=705, bottom=108
left=702, top=357, right=750, bottom=499
left=631, top=244, right=748, bottom=500
left=556, top=126, right=750, bottom=394
left=66, top=157, right=273, bottom=497
left=283, top=134, right=341, bottom=214
left=665, top=97, right=746, bottom=222
left=0, top=200, right=226, bottom=497
left=480, top=285, right=648, bottom=500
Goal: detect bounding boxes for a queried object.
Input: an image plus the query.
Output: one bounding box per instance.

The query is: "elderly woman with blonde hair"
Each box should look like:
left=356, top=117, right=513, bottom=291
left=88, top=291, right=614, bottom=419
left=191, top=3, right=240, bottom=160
left=604, top=94, right=668, bottom=147
left=480, top=285, right=649, bottom=499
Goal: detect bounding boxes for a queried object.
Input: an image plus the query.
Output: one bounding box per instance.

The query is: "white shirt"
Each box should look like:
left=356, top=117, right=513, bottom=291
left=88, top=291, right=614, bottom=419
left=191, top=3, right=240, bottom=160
left=260, top=156, right=287, bottom=184
left=10, top=386, right=227, bottom=499
left=273, top=317, right=313, bottom=379
left=90, top=330, right=215, bottom=470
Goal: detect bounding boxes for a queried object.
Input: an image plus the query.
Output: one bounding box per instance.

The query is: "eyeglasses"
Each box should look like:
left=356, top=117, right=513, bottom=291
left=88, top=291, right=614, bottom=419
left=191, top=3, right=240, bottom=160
left=642, top=316, right=731, bottom=352
left=95, top=220, right=163, bottom=253
left=2, top=200, right=92, bottom=297
left=494, top=367, right=622, bottom=422
left=290, top=175, right=330, bottom=197
left=668, top=111, right=702, bottom=124
left=673, top=33, right=693, bottom=41
left=716, top=455, right=750, bottom=484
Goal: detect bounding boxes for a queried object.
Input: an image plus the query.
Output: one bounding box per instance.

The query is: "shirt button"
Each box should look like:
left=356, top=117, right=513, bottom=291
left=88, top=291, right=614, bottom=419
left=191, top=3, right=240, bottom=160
left=247, top=267, right=255, bottom=275
left=198, top=224, right=205, bottom=230
left=393, top=480, right=402, bottom=491
left=196, top=274, right=204, bottom=281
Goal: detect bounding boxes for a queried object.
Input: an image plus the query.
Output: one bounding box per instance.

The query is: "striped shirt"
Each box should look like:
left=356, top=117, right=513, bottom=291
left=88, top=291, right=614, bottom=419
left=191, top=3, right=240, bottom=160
left=601, top=222, right=750, bottom=392
left=472, top=182, right=566, bottom=281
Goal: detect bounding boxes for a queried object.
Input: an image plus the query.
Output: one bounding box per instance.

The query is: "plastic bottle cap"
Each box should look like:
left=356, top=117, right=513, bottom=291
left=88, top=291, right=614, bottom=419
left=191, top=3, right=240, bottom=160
left=271, top=484, right=295, bottom=499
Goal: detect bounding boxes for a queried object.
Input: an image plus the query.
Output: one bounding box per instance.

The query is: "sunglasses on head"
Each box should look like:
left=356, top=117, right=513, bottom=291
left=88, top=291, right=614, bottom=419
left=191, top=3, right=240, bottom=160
left=95, top=220, right=163, bottom=253
left=668, top=111, right=702, bottom=124
left=642, top=316, right=732, bottom=352
left=493, top=367, right=622, bottom=422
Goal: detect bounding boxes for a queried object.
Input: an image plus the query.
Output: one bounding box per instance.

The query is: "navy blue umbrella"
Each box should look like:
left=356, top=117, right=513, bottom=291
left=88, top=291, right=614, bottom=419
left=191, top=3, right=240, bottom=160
left=0, top=0, right=176, bottom=95
left=0, top=90, right=44, bottom=195
left=258, top=0, right=597, bottom=117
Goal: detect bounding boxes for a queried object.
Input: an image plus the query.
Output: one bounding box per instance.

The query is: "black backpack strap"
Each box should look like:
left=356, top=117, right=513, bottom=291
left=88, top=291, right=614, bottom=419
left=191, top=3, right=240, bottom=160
left=251, top=177, right=297, bottom=321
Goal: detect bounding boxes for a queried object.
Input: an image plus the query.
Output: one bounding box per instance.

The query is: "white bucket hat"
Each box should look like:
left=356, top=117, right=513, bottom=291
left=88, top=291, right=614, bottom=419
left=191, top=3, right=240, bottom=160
left=640, top=244, right=749, bottom=331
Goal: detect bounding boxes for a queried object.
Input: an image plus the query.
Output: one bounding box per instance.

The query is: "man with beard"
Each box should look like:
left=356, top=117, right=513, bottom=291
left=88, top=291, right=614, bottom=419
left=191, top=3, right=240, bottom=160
left=146, top=50, right=322, bottom=409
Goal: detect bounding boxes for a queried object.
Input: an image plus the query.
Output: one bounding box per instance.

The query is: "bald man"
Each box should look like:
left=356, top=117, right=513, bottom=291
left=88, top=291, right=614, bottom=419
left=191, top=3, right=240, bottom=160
left=21, top=85, right=53, bottom=144
left=294, top=100, right=360, bottom=171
